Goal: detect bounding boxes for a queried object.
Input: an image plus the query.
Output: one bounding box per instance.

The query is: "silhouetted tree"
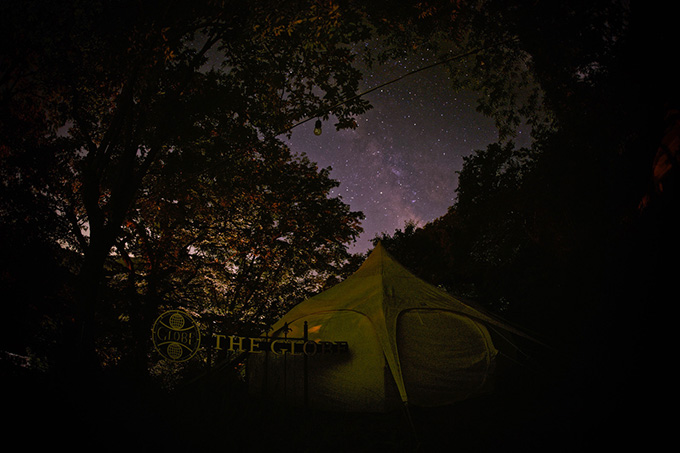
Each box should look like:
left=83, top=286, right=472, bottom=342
left=103, top=139, right=363, bottom=375
left=371, top=0, right=677, bottom=341
left=1, top=0, right=374, bottom=375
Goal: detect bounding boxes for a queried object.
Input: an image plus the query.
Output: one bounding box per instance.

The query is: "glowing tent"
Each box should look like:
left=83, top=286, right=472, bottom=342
left=247, top=242, right=530, bottom=412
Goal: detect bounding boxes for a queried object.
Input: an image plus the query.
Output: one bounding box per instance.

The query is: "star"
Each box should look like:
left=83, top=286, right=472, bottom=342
left=285, top=54, right=503, bottom=253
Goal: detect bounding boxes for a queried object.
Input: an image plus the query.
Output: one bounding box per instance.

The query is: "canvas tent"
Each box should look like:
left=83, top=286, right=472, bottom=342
left=247, top=242, right=532, bottom=412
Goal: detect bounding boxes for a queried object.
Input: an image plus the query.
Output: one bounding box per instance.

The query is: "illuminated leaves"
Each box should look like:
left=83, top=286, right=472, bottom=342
left=1, top=0, right=382, bottom=368
left=114, top=138, right=363, bottom=336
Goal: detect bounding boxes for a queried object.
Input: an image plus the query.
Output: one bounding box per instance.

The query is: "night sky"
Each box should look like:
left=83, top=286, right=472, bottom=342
left=284, top=53, right=529, bottom=253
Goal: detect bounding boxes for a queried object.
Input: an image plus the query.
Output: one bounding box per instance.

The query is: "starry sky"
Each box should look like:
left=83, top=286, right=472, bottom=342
left=284, top=54, right=526, bottom=253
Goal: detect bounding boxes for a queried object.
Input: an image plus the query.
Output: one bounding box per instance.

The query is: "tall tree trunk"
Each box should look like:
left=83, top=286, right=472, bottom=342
left=57, top=232, right=112, bottom=384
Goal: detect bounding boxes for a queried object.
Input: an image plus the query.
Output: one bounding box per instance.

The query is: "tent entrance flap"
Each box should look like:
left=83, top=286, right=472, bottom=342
left=397, top=309, right=497, bottom=407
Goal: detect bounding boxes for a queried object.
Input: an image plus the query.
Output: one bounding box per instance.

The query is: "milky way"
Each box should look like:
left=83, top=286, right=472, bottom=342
left=284, top=55, right=520, bottom=253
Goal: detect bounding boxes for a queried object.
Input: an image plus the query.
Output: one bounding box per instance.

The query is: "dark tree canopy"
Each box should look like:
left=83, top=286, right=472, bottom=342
left=373, top=0, right=678, bottom=340
left=1, top=0, right=376, bottom=376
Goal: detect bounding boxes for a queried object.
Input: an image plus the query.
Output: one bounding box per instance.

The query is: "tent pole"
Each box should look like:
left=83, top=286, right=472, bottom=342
left=263, top=331, right=269, bottom=397
left=402, top=402, right=420, bottom=449
left=283, top=326, right=288, bottom=403
left=304, top=321, right=309, bottom=410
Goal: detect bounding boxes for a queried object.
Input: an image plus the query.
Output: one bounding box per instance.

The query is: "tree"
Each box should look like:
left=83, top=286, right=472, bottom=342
left=1, top=0, right=375, bottom=374
left=374, top=142, right=543, bottom=321
left=102, top=138, right=363, bottom=374
left=367, top=0, right=673, bottom=338
left=359, top=0, right=555, bottom=141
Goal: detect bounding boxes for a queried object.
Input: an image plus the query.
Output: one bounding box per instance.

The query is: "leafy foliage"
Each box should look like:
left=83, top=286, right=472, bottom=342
left=1, top=0, right=374, bottom=375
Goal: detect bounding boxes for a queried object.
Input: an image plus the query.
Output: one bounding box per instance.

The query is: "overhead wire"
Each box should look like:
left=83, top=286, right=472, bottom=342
left=278, top=37, right=519, bottom=136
